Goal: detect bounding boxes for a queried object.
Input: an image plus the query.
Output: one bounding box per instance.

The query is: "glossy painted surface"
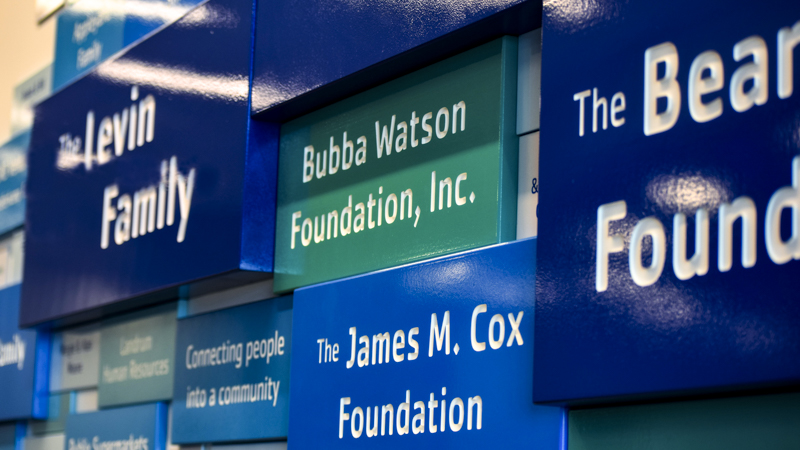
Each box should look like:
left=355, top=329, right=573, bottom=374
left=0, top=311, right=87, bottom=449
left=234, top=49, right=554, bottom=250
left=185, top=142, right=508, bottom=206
left=0, top=285, right=49, bottom=421
left=251, top=0, right=525, bottom=114
left=569, top=393, right=800, bottom=450
left=172, top=296, right=292, bottom=443
left=275, top=38, right=518, bottom=292
left=23, top=0, right=278, bottom=327
left=98, top=305, right=177, bottom=407
left=0, top=132, right=29, bottom=236
left=290, top=239, right=564, bottom=449
left=64, top=403, right=167, bottom=450
left=536, top=0, right=800, bottom=404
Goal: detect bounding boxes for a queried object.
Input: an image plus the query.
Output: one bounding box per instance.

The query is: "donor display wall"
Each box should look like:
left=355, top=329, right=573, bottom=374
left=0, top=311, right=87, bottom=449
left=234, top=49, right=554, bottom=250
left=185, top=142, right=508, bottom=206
left=1, top=0, right=798, bottom=449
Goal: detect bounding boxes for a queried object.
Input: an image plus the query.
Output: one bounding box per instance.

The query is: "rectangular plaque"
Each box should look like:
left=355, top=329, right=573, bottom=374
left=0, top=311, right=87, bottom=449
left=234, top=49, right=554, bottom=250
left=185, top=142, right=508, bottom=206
left=172, top=296, right=292, bottom=443
left=535, top=0, right=800, bottom=404
left=289, top=239, right=563, bottom=449
left=50, top=326, right=100, bottom=392
left=275, top=37, right=518, bottom=292
left=98, top=306, right=176, bottom=407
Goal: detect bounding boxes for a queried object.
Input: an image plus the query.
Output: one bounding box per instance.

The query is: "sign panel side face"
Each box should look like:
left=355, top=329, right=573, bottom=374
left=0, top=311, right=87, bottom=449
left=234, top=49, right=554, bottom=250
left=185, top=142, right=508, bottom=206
left=98, top=308, right=177, bottom=407
left=497, top=36, right=520, bottom=242
left=171, top=296, right=292, bottom=443
left=21, top=0, right=259, bottom=327
left=251, top=0, right=528, bottom=112
left=274, top=38, right=517, bottom=292
left=535, top=0, right=800, bottom=404
left=240, top=121, right=281, bottom=272
left=65, top=403, right=166, bottom=450
left=0, top=285, right=41, bottom=421
left=568, top=393, right=800, bottom=450
left=289, top=239, right=563, bottom=449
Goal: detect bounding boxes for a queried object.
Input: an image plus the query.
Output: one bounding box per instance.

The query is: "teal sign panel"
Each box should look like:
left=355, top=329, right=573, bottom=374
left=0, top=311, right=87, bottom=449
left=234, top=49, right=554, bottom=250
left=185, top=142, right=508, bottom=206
left=275, top=37, right=519, bottom=292
left=98, top=305, right=176, bottom=407
left=569, top=393, right=800, bottom=450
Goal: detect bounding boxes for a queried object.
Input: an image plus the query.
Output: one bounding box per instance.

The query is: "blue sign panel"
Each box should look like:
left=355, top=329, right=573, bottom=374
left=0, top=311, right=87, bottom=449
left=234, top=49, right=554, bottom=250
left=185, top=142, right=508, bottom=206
left=0, top=285, right=49, bottom=421
left=23, top=0, right=277, bottom=327
left=53, top=0, right=125, bottom=91
left=251, top=0, right=536, bottom=115
left=65, top=403, right=167, bottom=450
left=53, top=0, right=205, bottom=91
left=535, top=0, right=800, bottom=405
left=0, top=132, right=29, bottom=236
left=290, top=239, right=563, bottom=449
left=172, top=296, right=292, bottom=443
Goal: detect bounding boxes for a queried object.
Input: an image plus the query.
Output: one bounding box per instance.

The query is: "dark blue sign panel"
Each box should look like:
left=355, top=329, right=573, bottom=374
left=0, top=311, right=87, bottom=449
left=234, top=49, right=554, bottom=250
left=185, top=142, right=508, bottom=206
left=0, top=285, right=49, bottom=421
left=23, top=0, right=278, bottom=327
left=535, top=0, right=800, bottom=405
left=290, top=239, right=563, bottom=449
left=0, top=132, right=28, bottom=236
left=64, top=403, right=167, bottom=450
left=172, top=296, right=292, bottom=443
left=251, top=0, right=531, bottom=114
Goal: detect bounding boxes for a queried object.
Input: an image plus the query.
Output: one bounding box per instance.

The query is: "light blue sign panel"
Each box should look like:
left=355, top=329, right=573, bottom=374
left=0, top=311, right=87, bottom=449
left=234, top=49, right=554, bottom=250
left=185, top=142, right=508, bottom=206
left=0, top=284, right=49, bottom=421
left=172, top=296, right=292, bottom=444
left=53, top=0, right=125, bottom=91
left=290, top=239, right=563, bottom=449
left=53, top=0, right=206, bottom=91
left=0, top=132, right=29, bottom=236
left=65, top=403, right=167, bottom=450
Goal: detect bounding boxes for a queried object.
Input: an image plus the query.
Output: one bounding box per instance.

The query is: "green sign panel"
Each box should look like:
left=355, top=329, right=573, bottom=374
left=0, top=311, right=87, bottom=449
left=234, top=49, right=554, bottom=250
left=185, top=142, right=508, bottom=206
left=275, top=37, right=519, bottom=292
left=569, top=393, right=800, bottom=450
left=98, top=305, right=177, bottom=407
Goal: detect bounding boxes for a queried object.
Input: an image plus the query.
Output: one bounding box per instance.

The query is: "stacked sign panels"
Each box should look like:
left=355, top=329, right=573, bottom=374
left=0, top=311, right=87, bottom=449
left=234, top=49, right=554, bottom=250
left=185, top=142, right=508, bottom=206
left=4, top=0, right=799, bottom=448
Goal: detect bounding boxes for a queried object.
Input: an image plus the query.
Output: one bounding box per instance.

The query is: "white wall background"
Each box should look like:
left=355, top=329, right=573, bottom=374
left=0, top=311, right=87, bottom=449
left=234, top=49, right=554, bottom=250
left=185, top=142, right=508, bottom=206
left=0, top=0, right=56, bottom=144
